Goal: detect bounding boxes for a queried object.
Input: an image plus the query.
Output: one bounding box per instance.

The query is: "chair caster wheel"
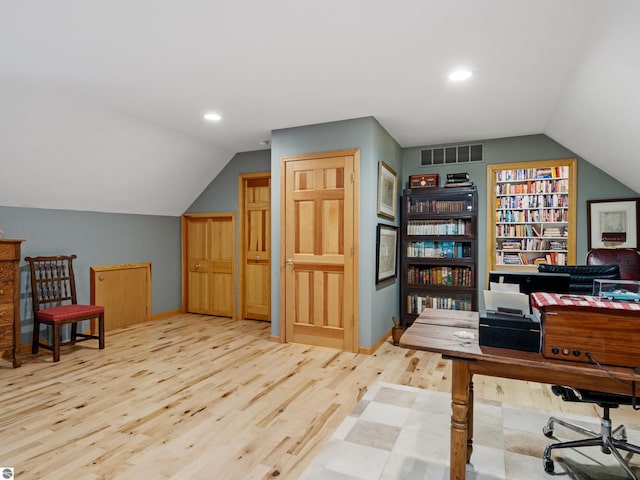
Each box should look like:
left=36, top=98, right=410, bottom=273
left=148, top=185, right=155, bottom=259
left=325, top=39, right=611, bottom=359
left=614, top=427, right=627, bottom=441
left=544, top=459, right=554, bottom=473
left=543, top=425, right=554, bottom=437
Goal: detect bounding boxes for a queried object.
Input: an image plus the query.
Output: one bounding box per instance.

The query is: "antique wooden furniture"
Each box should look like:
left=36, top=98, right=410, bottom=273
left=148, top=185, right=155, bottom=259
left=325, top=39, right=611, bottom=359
left=0, top=238, right=25, bottom=367
left=399, top=308, right=640, bottom=480
left=25, top=254, right=105, bottom=362
left=532, top=292, right=640, bottom=367
left=532, top=292, right=640, bottom=478
left=399, top=186, right=477, bottom=327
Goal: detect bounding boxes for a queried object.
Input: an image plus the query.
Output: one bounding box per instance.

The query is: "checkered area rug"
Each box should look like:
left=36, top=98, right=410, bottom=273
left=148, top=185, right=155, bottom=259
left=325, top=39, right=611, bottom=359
left=299, top=382, right=640, bottom=480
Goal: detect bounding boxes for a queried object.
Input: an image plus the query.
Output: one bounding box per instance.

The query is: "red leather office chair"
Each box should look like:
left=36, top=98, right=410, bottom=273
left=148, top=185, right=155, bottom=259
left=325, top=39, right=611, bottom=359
left=586, top=248, right=640, bottom=280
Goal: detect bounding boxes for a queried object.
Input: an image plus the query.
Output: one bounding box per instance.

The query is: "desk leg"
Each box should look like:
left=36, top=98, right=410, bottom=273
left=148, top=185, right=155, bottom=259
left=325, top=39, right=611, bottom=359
left=450, top=360, right=472, bottom=480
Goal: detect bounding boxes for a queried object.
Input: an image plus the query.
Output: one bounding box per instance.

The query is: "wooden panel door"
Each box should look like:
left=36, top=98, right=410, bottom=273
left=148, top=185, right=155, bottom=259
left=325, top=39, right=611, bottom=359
left=185, top=217, right=210, bottom=314
left=239, top=174, right=271, bottom=321
left=183, top=213, right=235, bottom=317
left=210, top=216, right=234, bottom=317
left=91, top=263, right=151, bottom=330
left=281, top=149, right=359, bottom=352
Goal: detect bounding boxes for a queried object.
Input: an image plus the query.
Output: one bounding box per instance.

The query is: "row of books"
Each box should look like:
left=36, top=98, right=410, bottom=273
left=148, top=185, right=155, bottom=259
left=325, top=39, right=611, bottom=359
left=407, top=199, right=471, bottom=214
left=496, top=209, right=568, bottom=223
left=495, top=193, right=569, bottom=209
left=498, top=238, right=567, bottom=252
left=496, top=224, right=568, bottom=238
left=495, top=166, right=569, bottom=182
left=406, top=219, right=471, bottom=236
left=406, top=241, right=472, bottom=258
left=496, top=179, right=569, bottom=195
left=407, top=295, right=473, bottom=314
left=406, top=266, right=472, bottom=286
left=497, top=251, right=567, bottom=265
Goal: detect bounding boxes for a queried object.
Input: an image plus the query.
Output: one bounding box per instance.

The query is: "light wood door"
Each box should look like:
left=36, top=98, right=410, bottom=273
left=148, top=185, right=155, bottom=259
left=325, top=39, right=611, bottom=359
left=239, top=173, right=271, bottom=321
left=280, top=149, right=359, bottom=352
left=183, top=213, right=235, bottom=317
left=90, top=263, right=151, bottom=331
left=185, top=216, right=210, bottom=314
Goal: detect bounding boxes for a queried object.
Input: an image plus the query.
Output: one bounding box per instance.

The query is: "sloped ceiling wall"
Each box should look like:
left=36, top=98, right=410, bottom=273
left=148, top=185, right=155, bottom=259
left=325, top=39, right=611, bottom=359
left=0, top=1, right=638, bottom=218
left=0, top=80, right=231, bottom=216
left=546, top=1, right=640, bottom=193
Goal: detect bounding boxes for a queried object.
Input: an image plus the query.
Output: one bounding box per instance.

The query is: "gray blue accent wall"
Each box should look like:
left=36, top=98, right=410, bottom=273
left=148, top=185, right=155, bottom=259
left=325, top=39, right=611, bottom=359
left=187, top=149, right=271, bottom=214
left=2, top=129, right=636, bottom=353
left=402, top=134, right=638, bottom=303
left=0, top=206, right=181, bottom=344
left=271, top=116, right=402, bottom=348
left=184, top=148, right=271, bottom=317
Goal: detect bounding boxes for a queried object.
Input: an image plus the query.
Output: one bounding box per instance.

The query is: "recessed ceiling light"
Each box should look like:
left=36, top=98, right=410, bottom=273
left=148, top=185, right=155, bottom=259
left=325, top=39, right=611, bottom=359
left=203, top=112, right=222, bottom=121
left=448, top=70, right=472, bottom=81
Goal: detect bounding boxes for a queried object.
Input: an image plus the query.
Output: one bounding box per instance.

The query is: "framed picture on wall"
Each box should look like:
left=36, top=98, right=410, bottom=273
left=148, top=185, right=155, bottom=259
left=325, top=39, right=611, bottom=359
left=587, top=198, right=640, bottom=249
left=377, top=161, right=397, bottom=220
left=376, top=224, right=398, bottom=284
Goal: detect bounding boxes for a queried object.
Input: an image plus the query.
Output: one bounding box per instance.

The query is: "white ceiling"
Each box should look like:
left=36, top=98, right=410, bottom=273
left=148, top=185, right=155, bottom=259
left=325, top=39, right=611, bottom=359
left=1, top=0, right=638, bottom=216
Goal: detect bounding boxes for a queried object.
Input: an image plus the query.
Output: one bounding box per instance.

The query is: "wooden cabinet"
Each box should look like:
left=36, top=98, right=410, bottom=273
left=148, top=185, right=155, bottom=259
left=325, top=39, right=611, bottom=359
left=0, top=238, right=24, bottom=367
left=487, top=158, right=577, bottom=271
left=399, top=186, right=478, bottom=327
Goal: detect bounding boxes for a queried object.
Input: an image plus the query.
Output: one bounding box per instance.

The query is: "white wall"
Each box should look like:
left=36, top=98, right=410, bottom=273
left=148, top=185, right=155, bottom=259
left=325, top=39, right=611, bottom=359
left=0, top=79, right=231, bottom=216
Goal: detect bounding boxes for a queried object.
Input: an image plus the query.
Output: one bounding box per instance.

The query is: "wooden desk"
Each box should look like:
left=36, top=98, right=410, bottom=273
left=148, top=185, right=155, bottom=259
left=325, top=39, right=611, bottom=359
left=399, top=308, right=640, bottom=480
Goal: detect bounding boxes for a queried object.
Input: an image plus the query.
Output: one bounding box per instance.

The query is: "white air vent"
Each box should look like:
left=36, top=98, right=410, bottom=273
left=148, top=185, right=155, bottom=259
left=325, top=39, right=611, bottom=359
left=421, top=143, right=483, bottom=166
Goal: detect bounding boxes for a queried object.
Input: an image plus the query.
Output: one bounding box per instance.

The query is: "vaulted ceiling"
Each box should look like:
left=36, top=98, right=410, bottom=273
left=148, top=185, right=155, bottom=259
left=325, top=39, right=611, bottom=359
left=1, top=0, right=638, bottom=216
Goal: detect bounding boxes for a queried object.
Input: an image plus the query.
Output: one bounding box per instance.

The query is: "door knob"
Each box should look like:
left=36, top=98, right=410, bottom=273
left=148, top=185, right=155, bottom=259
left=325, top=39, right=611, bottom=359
left=195, top=263, right=200, bottom=269
left=254, top=255, right=260, bottom=261
left=285, top=258, right=294, bottom=265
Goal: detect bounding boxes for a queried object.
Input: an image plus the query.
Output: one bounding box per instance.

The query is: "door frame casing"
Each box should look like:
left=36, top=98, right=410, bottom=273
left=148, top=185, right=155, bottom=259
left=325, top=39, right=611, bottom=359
left=238, top=171, right=271, bottom=321
left=279, top=149, right=360, bottom=351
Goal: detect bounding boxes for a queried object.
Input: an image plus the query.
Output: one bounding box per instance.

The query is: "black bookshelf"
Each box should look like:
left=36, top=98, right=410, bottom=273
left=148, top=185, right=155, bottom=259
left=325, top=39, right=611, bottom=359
left=399, top=186, right=478, bottom=327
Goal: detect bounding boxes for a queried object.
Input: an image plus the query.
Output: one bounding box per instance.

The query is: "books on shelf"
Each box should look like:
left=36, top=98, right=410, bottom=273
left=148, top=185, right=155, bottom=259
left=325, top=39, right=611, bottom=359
left=402, top=186, right=478, bottom=322
left=502, top=253, right=524, bottom=265
left=501, top=241, right=521, bottom=250
left=406, top=241, right=471, bottom=258
left=542, top=227, right=566, bottom=237
left=495, top=166, right=569, bottom=182
left=406, top=219, right=470, bottom=236
left=407, top=265, right=472, bottom=286
left=407, top=294, right=473, bottom=314
left=444, top=181, right=474, bottom=188
left=445, top=172, right=473, bottom=188
left=408, top=199, right=470, bottom=213
left=447, top=172, right=470, bottom=182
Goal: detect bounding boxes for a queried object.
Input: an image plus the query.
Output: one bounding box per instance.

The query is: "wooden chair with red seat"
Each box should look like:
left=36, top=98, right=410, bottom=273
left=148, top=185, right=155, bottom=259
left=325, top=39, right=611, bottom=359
left=25, top=254, right=105, bottom=362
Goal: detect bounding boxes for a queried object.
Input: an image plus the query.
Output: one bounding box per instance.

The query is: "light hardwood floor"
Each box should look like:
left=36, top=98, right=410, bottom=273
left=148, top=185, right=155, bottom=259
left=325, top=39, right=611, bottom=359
left=1, top=314, right=636, bottom=479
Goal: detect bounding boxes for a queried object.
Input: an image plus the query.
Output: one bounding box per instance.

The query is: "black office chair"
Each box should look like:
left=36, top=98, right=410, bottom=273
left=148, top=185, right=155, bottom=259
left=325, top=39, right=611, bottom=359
left=536, top=264, right=639, bottom=477
left=536, top=263, right=620, bottom=294
left=543, top=386, right=640, bottom=479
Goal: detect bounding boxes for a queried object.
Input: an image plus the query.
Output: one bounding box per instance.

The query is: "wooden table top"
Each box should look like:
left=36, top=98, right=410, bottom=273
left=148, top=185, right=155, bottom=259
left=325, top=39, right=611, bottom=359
left=399, top=308, right=640, bottom=385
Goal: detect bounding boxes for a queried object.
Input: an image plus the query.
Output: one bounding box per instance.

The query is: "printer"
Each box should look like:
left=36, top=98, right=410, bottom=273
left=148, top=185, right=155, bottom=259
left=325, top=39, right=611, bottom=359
left=479, top=289, right=541, bottom=353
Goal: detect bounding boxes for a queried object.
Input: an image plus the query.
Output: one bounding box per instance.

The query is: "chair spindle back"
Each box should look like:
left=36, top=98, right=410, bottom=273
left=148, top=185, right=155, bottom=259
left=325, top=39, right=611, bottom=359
left=25, top=255, right=79, bottom=311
